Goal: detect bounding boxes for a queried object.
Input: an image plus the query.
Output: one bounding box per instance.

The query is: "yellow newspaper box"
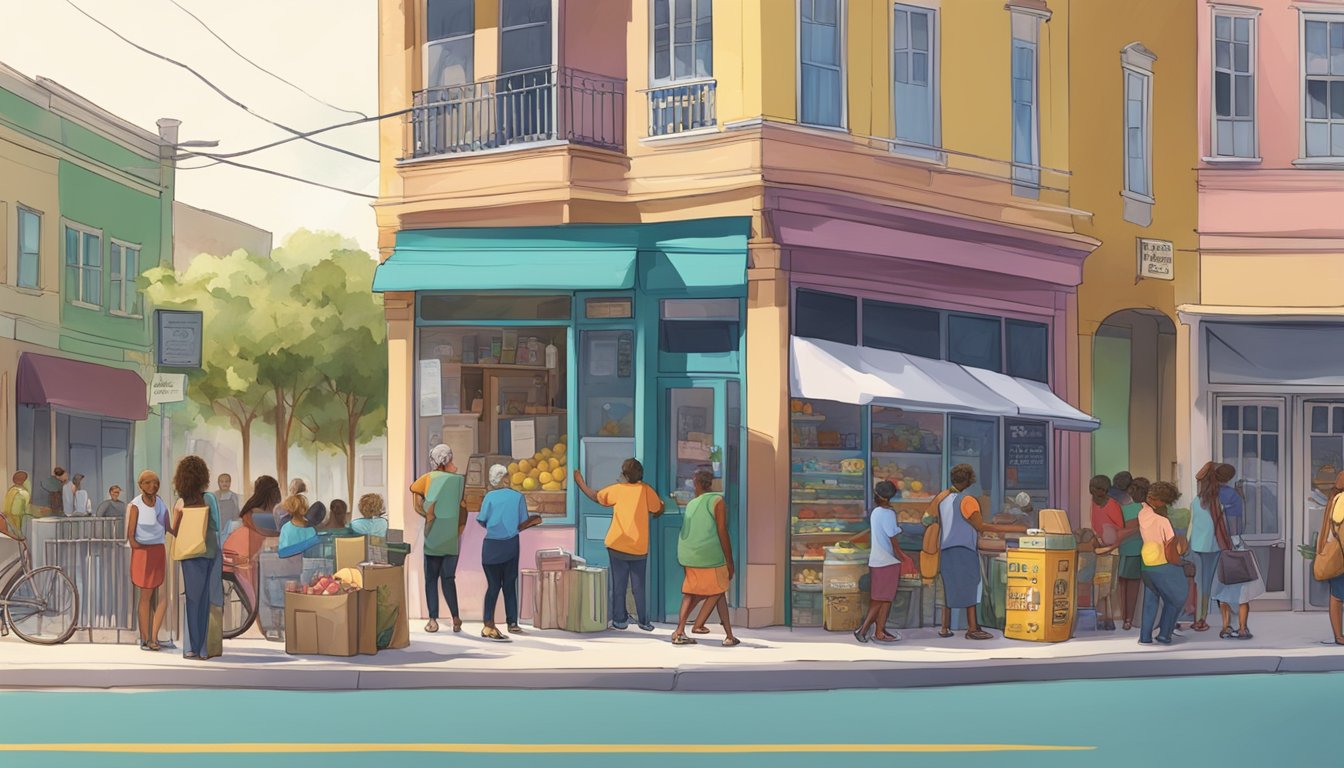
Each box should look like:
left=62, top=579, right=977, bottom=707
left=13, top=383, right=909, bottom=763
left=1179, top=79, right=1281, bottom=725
left=1005, top=508, right=1077, bottom=643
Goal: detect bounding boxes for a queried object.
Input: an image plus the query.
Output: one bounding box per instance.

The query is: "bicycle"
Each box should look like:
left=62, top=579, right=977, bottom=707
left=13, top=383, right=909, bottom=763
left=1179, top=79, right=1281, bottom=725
left=0, top=536, right=79, bottom=645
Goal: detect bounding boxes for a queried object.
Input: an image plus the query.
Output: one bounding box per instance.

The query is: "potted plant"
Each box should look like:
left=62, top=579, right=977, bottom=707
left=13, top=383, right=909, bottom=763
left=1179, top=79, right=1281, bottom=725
left=709, top=446, right=722, bottom=477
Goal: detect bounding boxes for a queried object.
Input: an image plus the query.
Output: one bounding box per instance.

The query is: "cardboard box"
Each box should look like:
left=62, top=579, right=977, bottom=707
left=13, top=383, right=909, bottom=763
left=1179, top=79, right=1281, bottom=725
left=532, top=569, right=567, bottom=629
left=357, top=588, right=378, bottom=655
left=334, top=536, right=370, bottom=572
left=1039, top=508, right=1073, bottom=535
left=563, top=567, right=608, bottom=633
left=360, top=563, right=409, bottom=650
left=284, top=591, right=358, bottom=656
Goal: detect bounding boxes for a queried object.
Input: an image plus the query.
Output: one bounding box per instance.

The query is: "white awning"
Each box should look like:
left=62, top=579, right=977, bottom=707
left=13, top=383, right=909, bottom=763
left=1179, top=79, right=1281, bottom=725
left=789, top=336, right=1099, bottom=432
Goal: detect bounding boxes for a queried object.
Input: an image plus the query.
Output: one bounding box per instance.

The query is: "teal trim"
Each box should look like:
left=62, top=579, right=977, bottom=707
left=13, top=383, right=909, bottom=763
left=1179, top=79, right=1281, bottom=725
left=639, top=250, right=748, bottom=294
left=376, top=249, right=636, bottom=292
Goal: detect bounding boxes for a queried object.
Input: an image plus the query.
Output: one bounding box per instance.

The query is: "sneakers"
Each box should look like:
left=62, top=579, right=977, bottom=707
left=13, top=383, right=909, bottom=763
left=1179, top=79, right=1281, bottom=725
left=638, top=622, right=656, bottom=632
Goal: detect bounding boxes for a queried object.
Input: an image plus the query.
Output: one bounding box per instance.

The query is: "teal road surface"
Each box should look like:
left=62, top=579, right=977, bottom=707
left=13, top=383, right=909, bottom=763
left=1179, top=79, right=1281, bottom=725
left=0, top=672, right=1338, bottom=768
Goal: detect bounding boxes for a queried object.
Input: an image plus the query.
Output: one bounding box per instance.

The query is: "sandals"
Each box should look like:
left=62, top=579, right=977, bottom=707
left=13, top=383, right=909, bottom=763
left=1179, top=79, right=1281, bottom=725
left=853, top=628, right=870, bottom=644
left=965, top=630, right=993, bottom=641
left=1219, top=628, right=1237, bottom=639
left=875, top=632, right=901, bottom=644
left=452, top=620, right=463, bottom=633
left=1192, top=621, right=1210, bottom=632
left=1123, top=620, right=1133, bottom=631
left=937, top=630, right=954, bottom=638
left=1237, top=629, right=1253, bottom=640
left=671, top=634, right=698, bottom=645
left=691, top=627, right=711, bottom=635
left=722, top=637, right=741, bottom=647
left=425, top=619, right=440, bottom=633
left=481, top=626, right=511, bottom=642
left=507, top=625, right=525, bottom=635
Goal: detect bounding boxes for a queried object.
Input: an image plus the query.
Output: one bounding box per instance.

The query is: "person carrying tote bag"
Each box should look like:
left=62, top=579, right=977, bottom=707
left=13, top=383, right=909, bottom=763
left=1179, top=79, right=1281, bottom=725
left=1315, top=471, right=1344, bottom=645
left=1208, top=465, right=1263, bottom=640
left=169, top=456, right=224, bottom=660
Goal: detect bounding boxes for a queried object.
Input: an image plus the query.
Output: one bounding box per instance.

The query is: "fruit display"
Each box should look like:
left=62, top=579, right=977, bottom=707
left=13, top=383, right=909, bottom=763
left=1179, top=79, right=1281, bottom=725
left=794, top=568, right=822, bottom=588
left=871, top=423, right=941, bottom=454
left=791, top=456, right=864, bottom=475
left=286, top=572, right=359, bottom=597
left=508, top=435, right=568, bottom=493
left=790, top=399, right=814, bottom=416
left=792, top=516, right=863, bottom=534
left=870, top=460, right=933, bottom=499
left=795, top=504, right=865, bottom=521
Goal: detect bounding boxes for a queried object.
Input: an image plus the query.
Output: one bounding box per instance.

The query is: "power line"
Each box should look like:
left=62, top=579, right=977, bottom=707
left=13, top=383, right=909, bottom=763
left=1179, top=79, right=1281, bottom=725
left=63, top=0, right=377, bottom=164
left=179, top=152, right=377, bottom=199
left=188, top=107, right=413, bottom=161
left=165, top=0, right=368, bottom=119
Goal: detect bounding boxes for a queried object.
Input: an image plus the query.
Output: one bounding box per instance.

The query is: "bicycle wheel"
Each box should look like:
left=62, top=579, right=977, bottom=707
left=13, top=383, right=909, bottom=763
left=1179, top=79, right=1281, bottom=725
left=4, top=565, right=78, bottom=645
left=221, top=575, right=256, bottom=639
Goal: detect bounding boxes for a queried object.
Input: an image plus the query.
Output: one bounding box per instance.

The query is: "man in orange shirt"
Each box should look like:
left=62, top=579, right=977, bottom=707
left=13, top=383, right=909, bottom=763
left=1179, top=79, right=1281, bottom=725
left=574, top=459, right=664, bottom=631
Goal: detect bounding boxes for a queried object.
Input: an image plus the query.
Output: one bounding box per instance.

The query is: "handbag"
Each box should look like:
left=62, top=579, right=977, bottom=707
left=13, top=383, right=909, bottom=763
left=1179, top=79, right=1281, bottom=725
left=172, top=504, right=210, bottom=561
left=1217, top=537, right=1257, bottom=585
left=919, top=523, right=941, bottom=582
left=1313, top=498, right=1344, bottom=582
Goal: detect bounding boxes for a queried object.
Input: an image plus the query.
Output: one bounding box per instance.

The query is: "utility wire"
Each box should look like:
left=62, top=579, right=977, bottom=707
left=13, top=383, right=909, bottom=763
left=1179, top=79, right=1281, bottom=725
left=180, top=152, right=377, bottom=199
left=63, top=0, right=377, bottom=164
left=165, top=0, right=368, bottom=119
left=186, top=107, right=413, bottom=160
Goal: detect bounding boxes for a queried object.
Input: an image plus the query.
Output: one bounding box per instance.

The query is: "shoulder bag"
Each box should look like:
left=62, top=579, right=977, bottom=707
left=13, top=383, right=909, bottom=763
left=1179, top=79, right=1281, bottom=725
left=1313, top=497, right=1344, bottom=582
left=919, top=523, right=941, bottom=582
left=1217, top=536, right=1258, bottom=585
left=172, top=504, right=210, bottom=560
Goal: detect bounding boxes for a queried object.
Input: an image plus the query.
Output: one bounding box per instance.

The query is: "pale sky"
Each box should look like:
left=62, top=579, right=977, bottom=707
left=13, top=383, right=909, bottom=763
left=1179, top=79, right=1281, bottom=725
left=0, top=0, right=379, bottom=253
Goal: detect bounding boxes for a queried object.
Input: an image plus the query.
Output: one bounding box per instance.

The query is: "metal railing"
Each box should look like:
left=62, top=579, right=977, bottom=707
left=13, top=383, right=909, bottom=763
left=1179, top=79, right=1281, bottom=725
left=646, top=79, right=717, bottom=137
left=30, top=517, right=138, bottom=642
left=405, top=67, right=626, bottom=159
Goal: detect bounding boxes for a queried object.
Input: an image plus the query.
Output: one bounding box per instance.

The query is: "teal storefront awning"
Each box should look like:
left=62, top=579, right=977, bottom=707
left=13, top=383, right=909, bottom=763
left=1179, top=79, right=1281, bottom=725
left=372, top=218, right=750, bottom=294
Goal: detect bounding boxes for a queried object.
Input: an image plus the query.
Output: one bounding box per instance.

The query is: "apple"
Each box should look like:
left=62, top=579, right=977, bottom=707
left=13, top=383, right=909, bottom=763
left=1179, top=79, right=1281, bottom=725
left=324, top=583, right=340, bottom=596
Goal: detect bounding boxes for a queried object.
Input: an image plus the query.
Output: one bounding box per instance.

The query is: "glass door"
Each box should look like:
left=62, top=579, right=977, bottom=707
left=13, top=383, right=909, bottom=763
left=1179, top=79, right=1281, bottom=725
left=656, top=379, right=729, bottom=622
left=948, top=415, right=1000, bottom=519
left=1304, top=401, right=1344, bottom=609
left=1216, top=398, right=1288, bottom=598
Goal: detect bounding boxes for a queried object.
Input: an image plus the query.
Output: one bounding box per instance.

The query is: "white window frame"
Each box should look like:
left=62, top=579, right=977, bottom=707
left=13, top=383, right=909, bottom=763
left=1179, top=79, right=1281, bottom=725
left=1010, top=9, right=1043, bottom=198
left=1298, top=10, right=1344, bottom=164
left=796, top=0, right=848, bottom=130
left=422, top=0, right=475, bottom=90
left=108, top=238, right=143, bottom=318
left=1208, top=5, right=1260, bottom=162
left=16, top=203, right=42, bottom=290
left=498, top=0, right=556, bottom=77
left=891, top=2, right=941, bottom=158
left=650, top=0, right=715, bottom=86
left=1121, top=44, right=1156, bottom=207
left=62, top=220, right=102, bottom=310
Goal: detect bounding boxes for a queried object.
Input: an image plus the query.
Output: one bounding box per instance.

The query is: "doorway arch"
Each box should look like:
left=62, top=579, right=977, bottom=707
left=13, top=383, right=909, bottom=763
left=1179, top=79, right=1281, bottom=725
left=1092, top=309, right=1178, bottom=483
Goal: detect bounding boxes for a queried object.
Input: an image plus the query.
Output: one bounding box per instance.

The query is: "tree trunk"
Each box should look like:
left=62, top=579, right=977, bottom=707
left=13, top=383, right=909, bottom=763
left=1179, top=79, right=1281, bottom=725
left=346, top=405, right=358, bottom=506
left=240, top=416, right=253, bottom=496
left=274, top=389, right=289, bottom=492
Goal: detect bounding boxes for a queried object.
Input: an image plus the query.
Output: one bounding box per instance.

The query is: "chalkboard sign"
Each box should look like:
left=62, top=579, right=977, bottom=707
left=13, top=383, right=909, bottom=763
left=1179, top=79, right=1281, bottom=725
left=1005, top=419, right=1048, bottom=489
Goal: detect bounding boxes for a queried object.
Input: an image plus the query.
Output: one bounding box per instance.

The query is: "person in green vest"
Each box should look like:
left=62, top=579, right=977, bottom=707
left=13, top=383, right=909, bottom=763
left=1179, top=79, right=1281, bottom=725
left=670, top=469, right=738, bottom=647
left=410, top=444, right=467, bottom=633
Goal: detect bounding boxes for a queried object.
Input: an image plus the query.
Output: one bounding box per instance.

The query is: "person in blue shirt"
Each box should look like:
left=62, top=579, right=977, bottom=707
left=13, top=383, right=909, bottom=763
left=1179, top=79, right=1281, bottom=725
left=278, top=497, right=321, bottom=559
left=476, top=465, right=542, bottom=641
left=352, top=494, right=390, bottom=538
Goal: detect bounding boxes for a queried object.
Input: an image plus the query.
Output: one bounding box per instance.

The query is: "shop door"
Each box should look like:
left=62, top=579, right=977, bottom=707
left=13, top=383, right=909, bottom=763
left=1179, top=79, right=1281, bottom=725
left=1302, top=401, right=1344, bottom=610
left=654, top=378, right=734, bottom=623
left=1214, top=399, right=1288, bottom=600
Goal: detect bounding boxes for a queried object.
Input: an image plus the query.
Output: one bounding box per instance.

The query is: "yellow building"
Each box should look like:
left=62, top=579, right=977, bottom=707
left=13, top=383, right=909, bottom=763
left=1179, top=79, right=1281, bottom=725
left=375, top=0, right=1099, bottom=629
left=1072, top=1, right=1199, bottom=499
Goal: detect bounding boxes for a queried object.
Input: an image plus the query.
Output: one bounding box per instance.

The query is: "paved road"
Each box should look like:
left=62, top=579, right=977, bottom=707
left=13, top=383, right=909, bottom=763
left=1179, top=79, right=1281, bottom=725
left=0, top=672, right=1337, bottom=767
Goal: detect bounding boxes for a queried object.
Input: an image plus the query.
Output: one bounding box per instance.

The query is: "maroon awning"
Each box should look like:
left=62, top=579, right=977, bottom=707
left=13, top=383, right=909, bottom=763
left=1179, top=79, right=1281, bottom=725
left=16, top=353, right=148, bottom=421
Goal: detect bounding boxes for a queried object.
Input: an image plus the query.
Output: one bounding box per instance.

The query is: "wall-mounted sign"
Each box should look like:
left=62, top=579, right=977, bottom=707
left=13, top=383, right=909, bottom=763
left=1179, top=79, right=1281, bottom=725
left=155, top=309, right=203, bottom=368
left=149, top=373, right=187, bottom=405
left=1137, top=238, right=1174, bottom=281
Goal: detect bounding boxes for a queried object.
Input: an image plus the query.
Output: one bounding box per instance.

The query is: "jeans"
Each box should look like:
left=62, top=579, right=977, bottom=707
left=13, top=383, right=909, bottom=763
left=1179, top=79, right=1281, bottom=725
left=424, top=554, right=460, bottom=620
left=608, top=549, right=648, bottom=626
left=1193, top=550, right=1221, bottom=622
left=483, top=556, right=520, bottom=625
left=180, top=556, right=213, bottom=656
left=1141, top=564, right=1186, bottom=641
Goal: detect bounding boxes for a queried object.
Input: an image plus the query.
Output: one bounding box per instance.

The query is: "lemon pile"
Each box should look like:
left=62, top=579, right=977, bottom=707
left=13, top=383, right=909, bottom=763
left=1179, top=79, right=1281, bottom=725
left=509, top=436, right=568, bottom=493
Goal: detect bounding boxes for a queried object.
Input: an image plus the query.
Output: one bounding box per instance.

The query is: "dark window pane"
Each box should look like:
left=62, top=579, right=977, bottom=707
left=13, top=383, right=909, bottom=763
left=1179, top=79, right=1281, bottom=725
left=862, top=300, right=940, bottom=358
left=1262, top=434, right=1279, bottom=464
left=795, top=289, right=857, bottom=346
left=1222, top=405, right=1240, bottom=431
left=419, top=294, right=571, bottom=321
left=1222, top=433, right=1239, bottom=462
left=1215, top=72, right=1231, bottom=117
left=1243, top=405, right=1258, bottom=431
left=660, top=320, right=739, bottom=353
left=1335, top=407, right=1344, bottom=434
left=1261, top=406, right=1279, bottom=433
left=1312, top=406, right=1329, bottom=433
left=948, top=314, right=1002, bottom=372
left=1005, top=319, right=1049, bottom=382
left=1309, top=79, right=1329, bottom=119
left=502, top=0, right=550, bottom=27
left=427, top=0, right=474, bottom=41
left=1242, top=434, right=1258, bottom=460
left=501, top=25, right=551, bottom=72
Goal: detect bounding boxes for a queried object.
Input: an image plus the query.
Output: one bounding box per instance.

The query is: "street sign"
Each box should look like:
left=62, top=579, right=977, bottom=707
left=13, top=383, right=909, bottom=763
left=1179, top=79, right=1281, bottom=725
left=155, top=309, right=203, bottom=368
left=149, top=373, right=187, bottom=405
left=1136, top=238, right=1174, bottom=281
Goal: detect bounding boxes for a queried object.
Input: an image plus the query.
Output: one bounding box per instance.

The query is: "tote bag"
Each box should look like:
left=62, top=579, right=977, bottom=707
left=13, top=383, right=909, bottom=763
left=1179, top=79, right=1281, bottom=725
left=1217, top=538, right=1257, bottom=586
left=919, top=523, right=942, bottom=581
left=172, top=505, right=210, bottom=560
left=1313, top=498, right=1344, bottom=582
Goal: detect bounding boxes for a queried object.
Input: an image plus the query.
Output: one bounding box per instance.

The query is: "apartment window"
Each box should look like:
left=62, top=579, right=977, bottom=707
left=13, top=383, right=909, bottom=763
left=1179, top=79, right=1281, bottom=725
left=17, top=205, right=40, bottom=289
left=426, top=0, right=474, bottom=88
left=109, top=241, right=142, bottom=317
left=1005, top=319, right=1048, bottom=383
left=654, top=0, right=713, bottom=82
left=948, top=313, right=1002, bottom=373
left=862, top=299, right=940, bottom=358
left=799, top=0, right=845, bottom=128
left=795, top=288, right=857, bottom=346
left=892, top=4, right=937, bottom=151
left=1124, top=68, right=1152, bottom=198
left=1011, top=12, right=1040, bottom=196
left=64, top=222, right=101, bottom=308
left=500, top=0, right=552, bottom=75
left=1213, top=12, right=1255, bottom=158
left=1304, top=15, right=1344, bottom=158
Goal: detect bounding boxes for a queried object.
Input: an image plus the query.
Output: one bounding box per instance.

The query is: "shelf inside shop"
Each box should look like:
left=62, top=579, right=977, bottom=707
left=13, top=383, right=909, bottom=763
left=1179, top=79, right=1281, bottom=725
left=871, top=450, right=943, bottom=458
left=791, top=447, right=864, bottom=455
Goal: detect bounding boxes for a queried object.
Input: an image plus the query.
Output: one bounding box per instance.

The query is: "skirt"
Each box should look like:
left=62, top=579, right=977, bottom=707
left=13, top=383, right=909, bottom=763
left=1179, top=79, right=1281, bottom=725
left=940, top=546, right=982, bottom=609
left=1117, top=554, right=1143, bottom=580
left=1210, top=551, right=1266, bottom=606
left=130, top=543, right=166, bottom=589
left=682, top=566, right=730, bottom=596
left=869, top=563, right=901, bottom=602
left=1328, top=573, right=1344, bottom=602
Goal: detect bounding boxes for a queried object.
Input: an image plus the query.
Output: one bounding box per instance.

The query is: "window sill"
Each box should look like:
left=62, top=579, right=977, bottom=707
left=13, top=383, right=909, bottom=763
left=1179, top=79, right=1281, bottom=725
left=1200, top=156, right=1261, bottom=165
left=1120, top=189, right=1156, bottom=205
left=795, top=122, right=850, bottom=136
left=1292, top=157, right=1344, bottom=168
left=69, top=301, right=101, bottom=311
left=7, top=285, right=45, bottom=297
left=109, top=311, right=144, bottom=320
left=640, top=126, right=721, bottom=145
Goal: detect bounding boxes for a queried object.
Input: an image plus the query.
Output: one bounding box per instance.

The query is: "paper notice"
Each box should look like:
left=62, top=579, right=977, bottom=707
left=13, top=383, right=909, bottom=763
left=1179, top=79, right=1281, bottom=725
left=419, top=359, right=442, bottom=417
left=511, top=418, right=537, bottom=460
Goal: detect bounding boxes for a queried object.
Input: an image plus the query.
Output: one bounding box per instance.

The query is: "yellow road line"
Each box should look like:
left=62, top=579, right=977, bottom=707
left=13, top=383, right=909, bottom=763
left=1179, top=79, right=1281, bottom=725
left=0, top=743, right=1094, bottom=754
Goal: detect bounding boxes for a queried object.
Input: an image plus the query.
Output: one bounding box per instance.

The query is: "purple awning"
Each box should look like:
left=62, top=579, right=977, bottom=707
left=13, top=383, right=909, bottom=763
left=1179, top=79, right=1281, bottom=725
left=16, top=353, right=148, bottom=421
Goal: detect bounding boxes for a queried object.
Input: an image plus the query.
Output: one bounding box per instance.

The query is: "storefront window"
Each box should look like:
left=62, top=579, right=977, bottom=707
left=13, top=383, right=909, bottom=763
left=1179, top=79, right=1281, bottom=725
left=419, top=294, right=571, bottom=322
left=947, top=313, right=1002, bottom=372
left=794, top=289, right=857, bottom=346
left=948, top=414, right=999, bottom=519
left=870, top=407, right=943, bottom=524
left=669, top=387, right=717, bottom=509
left=659, top=299, right=740, bottom=354
left=577, top=328, right=635, bottom=495
left=863, top=300, right=940, bottom=358
left=1006, top=319, right=1049, bottom=382
left=417, top=324, right=569, bottom=516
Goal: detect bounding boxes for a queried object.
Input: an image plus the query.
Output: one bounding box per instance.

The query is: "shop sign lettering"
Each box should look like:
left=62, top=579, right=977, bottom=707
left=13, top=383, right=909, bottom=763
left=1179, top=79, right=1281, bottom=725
left=1137, top=238, right=1175, bottom=281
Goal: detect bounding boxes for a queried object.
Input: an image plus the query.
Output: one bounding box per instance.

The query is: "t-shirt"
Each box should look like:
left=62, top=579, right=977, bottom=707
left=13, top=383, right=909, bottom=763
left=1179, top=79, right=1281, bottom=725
left=351, top=517, right=389, bottom=538
left=1219, top=485, right=1243, bottom=518
left=416, top=471, right=465, bottom=557
left=477, top=488, right=530, bottom=541
left=1091, top=498, right=1124, bottom=543
left=278, top=522, right=319, bottom=558
left=3, top=485, right=30, bottom=534
left=597, top=482, right=663, bottom=556
left=1119, top=502, right=1143, bottom=556
left=216, top=491, right=241, bottom=531
left=97, top=499, right=128, bottom=520
left=130, top=496, right=169, bottom=545
left=868, top=506, right=903, bottom=568
left=1189, top=498, right=1217, bottom=554
left=1138, top=504, right=1175, bottom=568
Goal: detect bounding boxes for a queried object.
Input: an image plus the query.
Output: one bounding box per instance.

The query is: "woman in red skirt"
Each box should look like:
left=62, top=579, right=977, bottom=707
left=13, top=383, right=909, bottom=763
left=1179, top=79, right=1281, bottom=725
left=125, top=470, right=169, bottom=651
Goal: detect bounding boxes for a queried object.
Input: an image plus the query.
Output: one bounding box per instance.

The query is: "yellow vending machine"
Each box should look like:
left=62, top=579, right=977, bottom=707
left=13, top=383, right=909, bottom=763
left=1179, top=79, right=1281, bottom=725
left=1005, top=509, right=1077, bottom=643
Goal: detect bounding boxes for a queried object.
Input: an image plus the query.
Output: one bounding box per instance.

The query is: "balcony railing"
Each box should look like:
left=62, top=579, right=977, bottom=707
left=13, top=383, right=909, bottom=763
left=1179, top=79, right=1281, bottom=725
left=646, top=79, right=717, bottom=138
left=405, top=67, right=626, bottom=160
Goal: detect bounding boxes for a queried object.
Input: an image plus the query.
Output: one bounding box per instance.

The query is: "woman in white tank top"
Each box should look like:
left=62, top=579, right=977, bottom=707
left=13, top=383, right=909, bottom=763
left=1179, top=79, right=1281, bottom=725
left=125, top=470, right=169, bottom=651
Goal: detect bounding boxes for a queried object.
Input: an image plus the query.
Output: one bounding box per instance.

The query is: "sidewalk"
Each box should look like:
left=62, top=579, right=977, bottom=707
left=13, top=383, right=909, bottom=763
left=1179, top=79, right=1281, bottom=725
left=3, top=612, right=1342, bottom=692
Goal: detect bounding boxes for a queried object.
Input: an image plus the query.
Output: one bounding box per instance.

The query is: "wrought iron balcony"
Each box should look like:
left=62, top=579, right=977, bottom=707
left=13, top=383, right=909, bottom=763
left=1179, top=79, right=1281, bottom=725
left=404, top=67, right=626, bottom=159
left=646, top=79, right=717, bottom=137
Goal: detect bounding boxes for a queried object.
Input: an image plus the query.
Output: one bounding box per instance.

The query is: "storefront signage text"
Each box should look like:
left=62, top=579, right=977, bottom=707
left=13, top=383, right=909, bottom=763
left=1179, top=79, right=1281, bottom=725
left=155, top=309, right=204, bottom=368
left=1137, top=238, right=1175, bottom=281
left=1005, top=420, right=1048, bottom=490
left=149, top=373, right=187, bottom=405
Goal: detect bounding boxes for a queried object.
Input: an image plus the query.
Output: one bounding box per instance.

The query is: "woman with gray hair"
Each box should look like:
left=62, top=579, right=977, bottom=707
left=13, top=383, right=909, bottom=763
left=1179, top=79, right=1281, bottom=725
left=476, top=464, right=543, bottom=641
left=410, top=444, right=467, bottom=633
